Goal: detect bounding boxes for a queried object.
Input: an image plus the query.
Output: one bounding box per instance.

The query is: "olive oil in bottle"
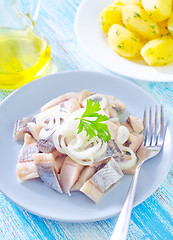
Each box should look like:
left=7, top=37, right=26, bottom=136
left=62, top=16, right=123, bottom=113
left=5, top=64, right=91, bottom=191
left=0, top=27, right=51, bottom=89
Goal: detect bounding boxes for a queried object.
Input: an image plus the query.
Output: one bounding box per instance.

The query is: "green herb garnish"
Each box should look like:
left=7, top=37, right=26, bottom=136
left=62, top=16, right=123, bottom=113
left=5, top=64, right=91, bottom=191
left=118, top=44, right=124, bottom=49
left=75, top=99, right=111, bottom=142
left=131, top=37, right=137, bottom=42
left=116, top=30, right=121, bottom=36
left=134, top=12, right=142, bottom=18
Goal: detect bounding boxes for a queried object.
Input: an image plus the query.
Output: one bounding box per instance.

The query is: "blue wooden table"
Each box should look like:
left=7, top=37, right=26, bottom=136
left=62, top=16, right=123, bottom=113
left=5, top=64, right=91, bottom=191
left=0, top=0, right=173, bottom=239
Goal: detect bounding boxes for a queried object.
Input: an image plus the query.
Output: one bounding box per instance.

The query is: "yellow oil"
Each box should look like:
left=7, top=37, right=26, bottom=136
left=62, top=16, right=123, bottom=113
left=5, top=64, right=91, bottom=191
left=0, top=27, right=51, bottom=89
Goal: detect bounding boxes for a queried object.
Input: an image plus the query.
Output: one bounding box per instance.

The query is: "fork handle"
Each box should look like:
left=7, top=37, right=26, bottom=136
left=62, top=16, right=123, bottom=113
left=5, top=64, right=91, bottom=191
left=111, top=164, right=142, bottom=240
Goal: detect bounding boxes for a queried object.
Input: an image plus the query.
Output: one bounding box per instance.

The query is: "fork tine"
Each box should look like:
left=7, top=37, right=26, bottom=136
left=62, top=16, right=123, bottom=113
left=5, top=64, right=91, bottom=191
left=157, top=105, right=164, bottom=146
left=145, top=106, right=152, bottom=146
left=160, top=105, right=164, bottom=138
left=151, top=106, right=158, bottom=146
left=143, top=106, right=147, bottom=145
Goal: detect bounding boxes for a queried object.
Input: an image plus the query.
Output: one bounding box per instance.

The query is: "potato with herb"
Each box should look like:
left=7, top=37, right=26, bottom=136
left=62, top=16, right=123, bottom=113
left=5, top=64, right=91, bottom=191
left=100, top=5, right=123, bottom=33
left=119, top=0, right=142, bottom=6
left=158, top=20, right=170, bottom=36
left=168, top=11, right=173, bottom=35
left=141, top=37, right=173, bottom=66
left=122, top=5, right=159, bottom=40
left=108, top=24, right=143, bottom=58
left=142, top=0, right=172, bottom=22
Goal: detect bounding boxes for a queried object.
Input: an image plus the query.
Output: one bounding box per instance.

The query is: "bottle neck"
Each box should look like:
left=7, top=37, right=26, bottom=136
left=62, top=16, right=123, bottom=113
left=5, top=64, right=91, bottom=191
left=0, top=0, right=41, bottom=29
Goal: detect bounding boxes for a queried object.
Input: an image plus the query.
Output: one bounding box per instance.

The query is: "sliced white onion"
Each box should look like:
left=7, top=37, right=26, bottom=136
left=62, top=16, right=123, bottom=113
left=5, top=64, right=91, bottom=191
left=117, top=126, right=130, bottom=144
left=67, top=132, right=88, bottom=150
left=55, top=134, right=96, bottom=165
left=66, top=108, right=85, bottom=121
left=82, top=94, right=108, bottom=109
left=36, top=105, right=67, bottom=127
left=39, top=127, right=56, bottom=140
left=37, top=102, right=108, bottom=166
left=92, top=141, right=107, bottom=160
left=117, top=145, right=137, bottom=170
left=53, top=122, right=107, bottom=165
left=36, top=105, right=69, bottom=139
left=67, top=138, right=102, bottom=160
left=53, top=132, right=66, bottom=154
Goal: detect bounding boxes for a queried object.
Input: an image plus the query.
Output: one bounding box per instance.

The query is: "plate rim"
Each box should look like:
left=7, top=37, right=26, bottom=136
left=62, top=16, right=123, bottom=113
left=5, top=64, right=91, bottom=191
left=0, top=70, right=173, bottom=223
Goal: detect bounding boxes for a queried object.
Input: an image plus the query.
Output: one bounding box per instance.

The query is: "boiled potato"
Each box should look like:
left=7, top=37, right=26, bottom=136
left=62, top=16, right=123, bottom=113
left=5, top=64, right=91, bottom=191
left=141, top=37, right=173, bottom=65
left=168, top=11, right=173, bottom=35
left=119, top=0, right=142, bottom=6
left=114, top=0, right=123, bottom=4
left=108, top=24, right=143, bottom=58
left=100, top=5, right=123, bottom=33
left=158, top=20, right=170, bottom=36
left=142, top=0, right=172, bottom=22
left=122, top=5, right=159, bottom=40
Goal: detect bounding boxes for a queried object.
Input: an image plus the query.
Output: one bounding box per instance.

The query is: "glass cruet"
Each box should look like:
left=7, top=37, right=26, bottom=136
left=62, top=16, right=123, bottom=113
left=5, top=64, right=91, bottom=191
left=0, top=0, right=51, bottom=89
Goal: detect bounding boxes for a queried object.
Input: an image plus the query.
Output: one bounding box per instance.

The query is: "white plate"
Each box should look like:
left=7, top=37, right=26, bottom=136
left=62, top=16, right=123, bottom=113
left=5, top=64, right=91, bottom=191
left=75, top=0, right=173, bottom=82
left=0, top=71, right=172, bottom=223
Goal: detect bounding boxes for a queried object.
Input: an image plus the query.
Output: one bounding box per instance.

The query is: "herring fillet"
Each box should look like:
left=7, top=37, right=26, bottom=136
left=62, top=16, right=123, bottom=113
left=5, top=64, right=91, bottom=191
left=71, top=166, right=96, bottom=191
left=33, top=153, right=63, bottom=193
left=38, top=138, right=55, bottom=153
left=128, top=115, right=144, bottom=133
left=78, top=89, right=93, bottom=105
left=16, top=161, right=39, bottom=181
left=18, top=133, right=39, bottom=162
left=16, top=133, right=40, bottom=182
left=60, top=156, right=84, bottom=195
left=41, top=92, right=80, bottom=112
left=38, top=138, right=63, bottom=158
left=94, top=139, right=124, bottom=166
left=27, top=122, right=42, bottom=141
left=80, top=158, right=124, bottom=203
left=54, top=155, right=66, bottom=173
left=13, top=117, right=36, bottom=141
left=13, top=90, right=143, bottom=202
left=106, top=121, right=119, bottom=141
left=128, top=133, right=143, bottom=152
left=63, top=98, right=81, bottom=113
left=105, top=95, right=126, bottom=113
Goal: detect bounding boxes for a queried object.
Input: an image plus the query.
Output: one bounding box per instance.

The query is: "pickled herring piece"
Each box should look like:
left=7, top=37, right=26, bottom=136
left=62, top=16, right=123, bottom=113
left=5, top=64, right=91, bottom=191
left=80, top=158, right=123, bottom=203
left=33, top=153, right=63, bottom=193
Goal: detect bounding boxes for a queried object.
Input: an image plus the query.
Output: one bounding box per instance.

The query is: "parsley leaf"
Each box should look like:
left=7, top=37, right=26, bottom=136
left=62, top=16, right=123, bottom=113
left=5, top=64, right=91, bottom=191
left=76, top=99, right=111, bottom=142
left=82, top=99, right=101, bottom=117
left=134, top=12, right=142, bottom=18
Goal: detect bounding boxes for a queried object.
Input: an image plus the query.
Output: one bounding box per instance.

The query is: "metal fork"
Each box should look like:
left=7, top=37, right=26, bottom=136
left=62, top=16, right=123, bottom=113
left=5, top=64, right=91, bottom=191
left=111, top=106, right=165, bottom=240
